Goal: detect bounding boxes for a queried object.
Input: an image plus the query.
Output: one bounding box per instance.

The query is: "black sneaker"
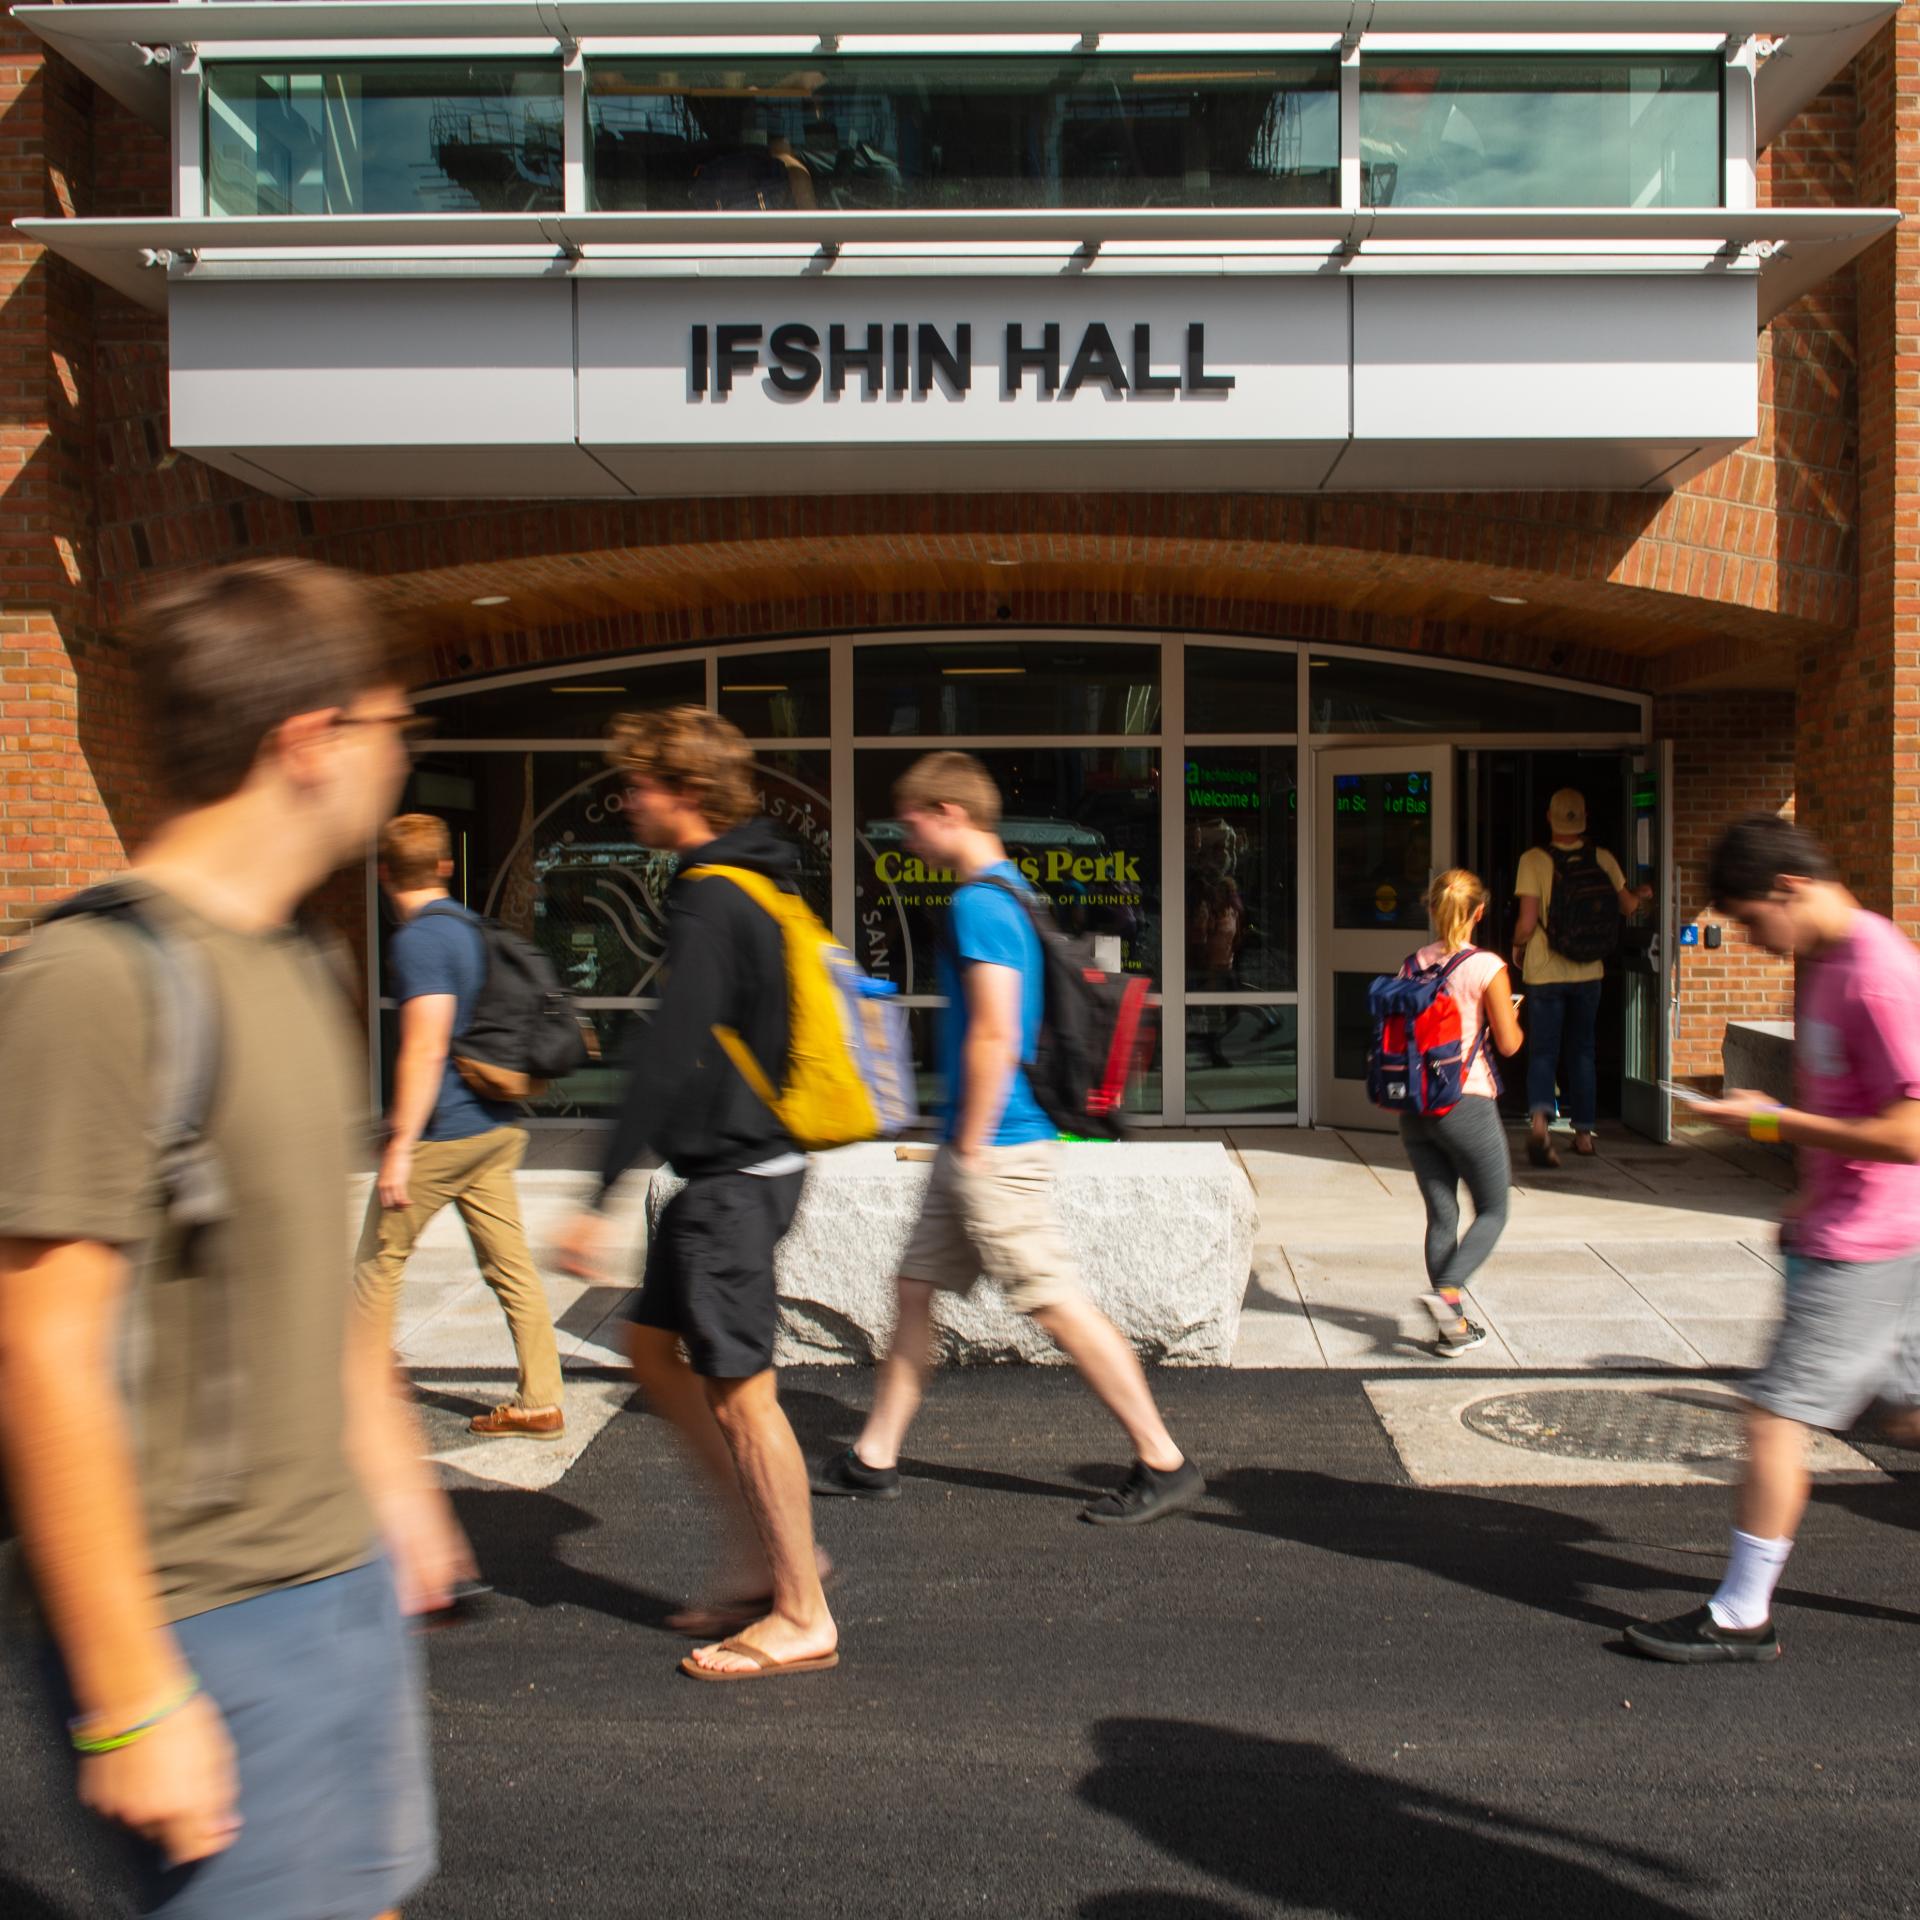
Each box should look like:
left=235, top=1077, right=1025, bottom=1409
left=1080, top=1457, right=1206, bottom=1528
left=810, top=1448, right=901, bottom=1500
left=1435, top=1320, right=1489, bottom=1358
left=1625, top=1606, right=1781, bottom=1664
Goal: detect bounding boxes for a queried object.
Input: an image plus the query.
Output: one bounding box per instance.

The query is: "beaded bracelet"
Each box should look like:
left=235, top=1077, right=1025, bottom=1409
left=69, top=1676, right=201, bottom=1756
left=1749, top=1108, right=1785, bottom=1146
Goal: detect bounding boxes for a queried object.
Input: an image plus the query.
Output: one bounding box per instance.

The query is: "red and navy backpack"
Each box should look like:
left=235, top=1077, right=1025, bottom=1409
left=1367, top=949, right=1499, bottom=1117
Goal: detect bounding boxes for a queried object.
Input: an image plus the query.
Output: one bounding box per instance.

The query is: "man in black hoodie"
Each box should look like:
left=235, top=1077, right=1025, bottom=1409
left=555, top=707, right=837, bottom=1682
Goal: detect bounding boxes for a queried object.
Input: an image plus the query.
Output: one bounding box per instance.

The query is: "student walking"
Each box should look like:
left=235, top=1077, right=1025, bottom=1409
left=1396, top=871, right=1526, bottom=1356
left=0, top=561, right=468, bottom=1917
left=355, top=813, right=566, bottom=1439
left=1628, top=815, right=1920, bottom=1664
left=812, top=752, right=1204, bottom=1526
left=555, top=707, right=836, bottom=1682
left=1511, top=788, right=1651, bottom=1166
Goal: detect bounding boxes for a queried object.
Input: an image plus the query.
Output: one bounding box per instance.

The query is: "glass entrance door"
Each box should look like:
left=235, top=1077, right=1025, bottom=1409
left=1314, top=747, right=1455, bottom=1130
left=1618, top=741, right=1674, bottom=1142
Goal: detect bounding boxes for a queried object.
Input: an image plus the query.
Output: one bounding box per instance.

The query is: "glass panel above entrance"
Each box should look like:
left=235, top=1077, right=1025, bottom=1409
left=1186, top=647, right=1298, bottom=735
left=855, top=640, right=1161, bottom=738
left=1359, top=55, right=1722, bottom=209
left=586, top=55, right=1339, bottom=212
left=205, top=62, right=563, bottom=216
left=426, top=658, right=705, bottom=740
left=1309, top=657, right=1643, bottom=737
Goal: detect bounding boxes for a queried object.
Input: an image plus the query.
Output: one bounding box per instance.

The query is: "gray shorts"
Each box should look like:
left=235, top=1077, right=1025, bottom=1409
left=136, top=1558, right=435, bottom=1919
left=1746, top=1249, right=1920, bottom=1431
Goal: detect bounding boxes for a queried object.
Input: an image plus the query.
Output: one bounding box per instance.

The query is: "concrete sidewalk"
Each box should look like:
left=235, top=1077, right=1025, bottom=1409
left=372, top=1117, right=1790, bottom=1390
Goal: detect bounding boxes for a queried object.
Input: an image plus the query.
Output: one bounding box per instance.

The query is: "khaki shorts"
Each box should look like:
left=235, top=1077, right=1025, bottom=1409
left=899, top=1142, right=1084, bottom=1316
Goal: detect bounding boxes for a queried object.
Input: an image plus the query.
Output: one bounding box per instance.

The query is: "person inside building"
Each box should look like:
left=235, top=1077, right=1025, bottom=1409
left=1510, top=787, right=1652, bottom=1167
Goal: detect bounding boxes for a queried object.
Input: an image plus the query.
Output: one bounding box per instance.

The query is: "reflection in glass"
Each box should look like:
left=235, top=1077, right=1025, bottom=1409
left=1185, top=747, right=1296, bottom=993
left=422, top=659, right=705, bottom=740
left=1185, top=1005, right=1297, bottom=1115
left=206, top=63, right=563, bottom=215
left=1360, top=56, right=1720, bottom=209
left=588, top=56, right=1338, bottom=211
left=1330, top=770, right=1435, bottom=933
left=1186, top=646, right=1299, bottom=734
left=855, top=748, right=1160, bottom=995
left=1310, top=657, right=1643, bottom=736
left=718, top=651, right=831, bottom=740
left=855, top=641, right=1160, bottom=738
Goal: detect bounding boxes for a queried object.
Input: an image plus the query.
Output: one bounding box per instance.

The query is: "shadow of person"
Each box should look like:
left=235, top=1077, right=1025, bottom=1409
left=450, top=1487, right=680, bottom=1631
left=1078, top=1719, right=1704, bottom=1919
left=1201, top=1467, right=1920, bottom=1633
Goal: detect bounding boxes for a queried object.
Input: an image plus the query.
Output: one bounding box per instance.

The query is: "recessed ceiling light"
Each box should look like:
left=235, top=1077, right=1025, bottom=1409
left=1489, top=594, right=1528, bottom=606
left=986, top=556, right=1020, bottom=567
left=470, top=594, right=510, bottom=607
left=724, top=683, right=789, bottom=694
left=553, top=684, right=627, bottom=693
left=942, top=666, right=1026, bottom=677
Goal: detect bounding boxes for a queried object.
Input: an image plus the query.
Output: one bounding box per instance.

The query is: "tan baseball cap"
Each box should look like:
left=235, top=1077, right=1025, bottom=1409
left=1547, top=788, right=1588, bottom=835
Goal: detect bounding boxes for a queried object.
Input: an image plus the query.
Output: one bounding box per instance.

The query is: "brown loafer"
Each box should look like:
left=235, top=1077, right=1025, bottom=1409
left=468, top=1403, right=565, bottom=1440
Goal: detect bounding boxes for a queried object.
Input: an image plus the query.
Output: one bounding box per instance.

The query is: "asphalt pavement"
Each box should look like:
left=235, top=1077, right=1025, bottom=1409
left=5, top=1371, right=1918, bottom=1919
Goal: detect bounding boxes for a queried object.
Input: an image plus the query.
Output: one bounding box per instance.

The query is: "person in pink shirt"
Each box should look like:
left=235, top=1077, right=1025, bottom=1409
left=1397, top=870, right=1526, bottom=1356
left=1629, top=815, right=1920, bottom=1665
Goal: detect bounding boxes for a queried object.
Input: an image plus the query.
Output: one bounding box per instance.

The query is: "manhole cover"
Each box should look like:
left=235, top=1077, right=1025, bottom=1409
left=1461, top=1388, right=1747, bottom=1463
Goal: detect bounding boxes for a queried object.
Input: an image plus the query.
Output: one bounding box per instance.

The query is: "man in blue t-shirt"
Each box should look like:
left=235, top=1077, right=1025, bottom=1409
left=353, top=814, right=565, bottom=1437
left=813, top=753, right=1202, bottom=1526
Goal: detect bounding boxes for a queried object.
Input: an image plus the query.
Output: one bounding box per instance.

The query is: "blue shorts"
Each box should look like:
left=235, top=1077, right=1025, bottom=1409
left=130, top=1558, right=435, bottom=1920
left=1746, top=1250, right=1920, bottom=1432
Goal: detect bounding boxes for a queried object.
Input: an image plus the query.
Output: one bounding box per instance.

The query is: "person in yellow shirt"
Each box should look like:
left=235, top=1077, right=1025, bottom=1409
left=1511, top=789, right=1651, bottom=1167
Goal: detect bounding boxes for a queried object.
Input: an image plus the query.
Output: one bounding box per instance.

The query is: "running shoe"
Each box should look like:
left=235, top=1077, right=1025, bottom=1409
left=1434, top=1320, right=1489, bottom=1358
left=1080, top=1457, right=1206, bottom=1527
left=810, top=1448, right=901, bottom=1500
left=1625, top=1606, right=1781, bottom=1663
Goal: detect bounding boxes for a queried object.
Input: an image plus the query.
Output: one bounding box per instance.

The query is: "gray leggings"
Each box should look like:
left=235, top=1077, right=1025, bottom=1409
left=1398, top=1095, right=1512, bottom=1292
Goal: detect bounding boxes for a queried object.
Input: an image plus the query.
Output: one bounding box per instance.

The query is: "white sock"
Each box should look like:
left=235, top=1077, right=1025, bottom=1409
left=1708, top=1529, right=1793, bottom=1630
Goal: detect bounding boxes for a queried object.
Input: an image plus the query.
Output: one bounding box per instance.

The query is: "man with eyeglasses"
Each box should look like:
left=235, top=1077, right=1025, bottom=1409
left=0, top=561, right=467, bottom=1917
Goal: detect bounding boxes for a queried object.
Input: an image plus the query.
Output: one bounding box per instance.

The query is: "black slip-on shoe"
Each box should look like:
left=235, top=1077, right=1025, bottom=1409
left=810, top=1448, right=901, bottom=1500
left=1080, top=1457, right=1206, bottom=1528
left=1625, top=1606, right=1781, bottom=1664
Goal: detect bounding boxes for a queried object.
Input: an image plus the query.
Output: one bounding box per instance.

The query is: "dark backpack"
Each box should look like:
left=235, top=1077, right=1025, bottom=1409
left=1367, top=947, right=1497, bottom=1117
left=415, top=903, right=589, bottom=1100
left=951, top=873, right=1154, bottom=1142
left=1544, top=845, right=1623, bottom=965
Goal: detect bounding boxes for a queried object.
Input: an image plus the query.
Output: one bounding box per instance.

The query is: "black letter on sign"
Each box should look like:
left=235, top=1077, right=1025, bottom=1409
left=1185, top=322, right=1235, bottom=393
left=918, top=322, right=972, bottom=396
left=768, top=323, right=822, bottom=397
left=690, top=325, right=709, bottom=397
left=1005, top=322, right=1061, bottom=395
left=1132, top=323, right=1180, bottom=394
left=891, top=322, right=911, bottom=395
left=714, top=324, right=762, bottom=396
left=829, top=323, right=886, bottom=396
left=1063, top=323, right=1129, bottom=398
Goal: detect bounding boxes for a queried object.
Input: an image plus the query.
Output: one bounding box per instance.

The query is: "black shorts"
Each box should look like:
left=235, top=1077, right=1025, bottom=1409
left=630, top=1169, right=805, bottom=1378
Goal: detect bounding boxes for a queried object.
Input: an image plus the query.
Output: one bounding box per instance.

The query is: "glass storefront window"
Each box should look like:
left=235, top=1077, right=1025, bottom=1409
left=855, top=640, right=1160, bottom=738
left=206, top=63, right=563, bottom=216
left=719, top=651, right=830, bottom=740
left=1329, top=768, right=1435, bottom=934
left=1359, top=56, right=1721, bottom=209
left=1187, top=646, right=1298, bottom=735
left=426, top=659, right=705, bottom=741
left=587, top=55, right=1338, bottom=211
left=1185, top=747, right=1296, bottom=993
left=1310, top=657, right=1643, bottom=736
left=1186, top=1004, right=1298, bottom=1116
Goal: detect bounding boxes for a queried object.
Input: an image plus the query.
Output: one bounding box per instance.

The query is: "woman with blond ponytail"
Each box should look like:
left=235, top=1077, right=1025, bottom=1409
left=1400, top=869, right=1526, bottom=1355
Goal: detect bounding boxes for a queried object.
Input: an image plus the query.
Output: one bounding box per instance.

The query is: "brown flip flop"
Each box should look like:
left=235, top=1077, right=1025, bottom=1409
left=1526, top=1136, right=1561, bottom=1169
left=679, top=1635, right=840, bottom=1682
left=666, top=1552, right=838, bottom=1638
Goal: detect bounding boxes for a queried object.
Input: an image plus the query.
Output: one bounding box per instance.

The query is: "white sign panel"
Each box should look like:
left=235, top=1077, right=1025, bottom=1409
left=577, top=279, right=1352, bottom=449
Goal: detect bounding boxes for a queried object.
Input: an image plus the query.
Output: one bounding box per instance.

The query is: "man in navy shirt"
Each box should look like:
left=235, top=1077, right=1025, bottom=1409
left=813, top=753, right=1202, bottom=1526
left=355, top=814, right=565, bottom=1438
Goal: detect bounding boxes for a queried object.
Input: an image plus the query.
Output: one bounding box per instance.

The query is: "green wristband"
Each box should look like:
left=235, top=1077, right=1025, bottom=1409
left=69, top=1676, right=200, bottom=1755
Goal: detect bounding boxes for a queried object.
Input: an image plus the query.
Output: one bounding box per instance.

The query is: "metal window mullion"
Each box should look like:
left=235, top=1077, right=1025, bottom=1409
left=1339, top=38, right=1361, bottom=211
left=1160, top=632, right=1185, bottom=1126
left=173, top=51, right=205, bottom=216
left=1723, top=40, right=1757, bottom=213
left=1295, top=646, right=1314, bottom=1127
left=562, top=42, right=587, bottom=213
left=829, top=636, right=856, bottom=950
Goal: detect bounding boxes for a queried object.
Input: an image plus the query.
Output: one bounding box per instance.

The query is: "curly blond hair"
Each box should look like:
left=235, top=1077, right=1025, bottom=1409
left=605, top=705, right=755, bottom=830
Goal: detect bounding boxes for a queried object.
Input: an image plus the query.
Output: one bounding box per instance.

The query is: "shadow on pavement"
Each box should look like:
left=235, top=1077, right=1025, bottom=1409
left=451, top=1488, right=678, bottom=1630
left=1077, top=1718, right=1705, bottom=1919
left=0, top=1868, right=87, bottom=1920
left=1199, top=1467, right=1920, bottom=1633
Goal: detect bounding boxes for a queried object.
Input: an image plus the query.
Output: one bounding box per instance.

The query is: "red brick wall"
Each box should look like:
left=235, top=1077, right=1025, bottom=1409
left=1659, top=692, right=1798, bottom=1078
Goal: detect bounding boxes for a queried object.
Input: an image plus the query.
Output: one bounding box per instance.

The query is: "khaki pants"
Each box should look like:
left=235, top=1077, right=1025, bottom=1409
left=354, top=1125, right=564, bottom=1412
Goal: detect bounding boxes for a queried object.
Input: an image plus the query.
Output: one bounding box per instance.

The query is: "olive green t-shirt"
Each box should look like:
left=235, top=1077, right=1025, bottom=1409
left=0, top=882, right=375, bottom=1625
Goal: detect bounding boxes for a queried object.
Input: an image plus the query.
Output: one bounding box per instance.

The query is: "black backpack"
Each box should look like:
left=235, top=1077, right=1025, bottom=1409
left=1544, top=845, right=1623, bottom=965
left=952, top=874, right=1154, bottom=1142
left=415, top=903, right=589, bottom=1100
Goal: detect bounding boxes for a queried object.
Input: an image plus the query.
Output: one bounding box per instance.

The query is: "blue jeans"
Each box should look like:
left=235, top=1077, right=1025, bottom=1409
left=1525, top=978, right=1603, bottom=1131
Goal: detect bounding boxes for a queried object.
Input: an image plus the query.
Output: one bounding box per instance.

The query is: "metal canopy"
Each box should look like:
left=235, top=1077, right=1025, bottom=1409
left=19, top=205, right=1898, bottom=324
left=12, top=0, right=1899, bottom=134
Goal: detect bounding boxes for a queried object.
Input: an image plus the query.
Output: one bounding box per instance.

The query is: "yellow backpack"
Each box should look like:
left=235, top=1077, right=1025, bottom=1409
left=685, top=865, right=917, bottom=1152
